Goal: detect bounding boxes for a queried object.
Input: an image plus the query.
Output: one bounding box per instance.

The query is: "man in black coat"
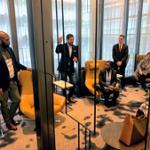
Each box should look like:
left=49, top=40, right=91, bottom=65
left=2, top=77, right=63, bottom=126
left=97, top=61, right=120, bottom=107
left=0, top=31, right=29, bottom=130
left=112, top=35, right=129, bottom=89
left=56, top=34, right=78, bottom=103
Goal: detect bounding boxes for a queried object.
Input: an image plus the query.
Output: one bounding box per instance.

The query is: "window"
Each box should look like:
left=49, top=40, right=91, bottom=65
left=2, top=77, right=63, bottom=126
left=0, top=0, right=12, bottom=44
left=81, top=0, right=92, bottom=66
left=102, top=0, right=124, bottom=60
left=52, top=0, right=77, bottom=73
left=14, top=0, right=31, bottom=67
left=126, top=0, right=139, bottom=76
left=140, top=0, right=150, bottom=54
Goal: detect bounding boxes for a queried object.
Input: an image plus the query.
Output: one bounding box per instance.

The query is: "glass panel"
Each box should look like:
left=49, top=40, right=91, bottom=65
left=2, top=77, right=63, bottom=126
left=0, top=0, right=12, bottom=45
left=147, top=90, right=150, bottom=149
left=126, top=0, right=138, bottom=76
left=81, top=0, right=91, bottom=67
left=52, top=0, right=77, bottom=74
left=14, top=0, right=31, bottom=67
left=140, top=0, right=150, bottom=54
left=102, top=0, right=124, bottom=60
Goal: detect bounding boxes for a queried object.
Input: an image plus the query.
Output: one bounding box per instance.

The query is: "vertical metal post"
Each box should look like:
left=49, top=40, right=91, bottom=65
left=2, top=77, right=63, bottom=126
left=97, top=0, right=104, bottom=59
left=94, top=0, right=98, bottom=135
left=78, top=123, right=80, bottom=150
left=55, top=0, right=60, bottom=72
left=123, top=0, right=129, bottom=44
left=85, top=128, right=87, bottom=150
left=26, top=0, right=55, bottom=149
left=135, top=0, right=143, bottom=55
left=76, top=0, right=82, bottom=96
left=61, top=0, right=65, bottom=43
left=7, top=0, right=19, bottom=61
left=145, top=89, right=150, bottom=149
left=89, top=131, right=91, bottom=149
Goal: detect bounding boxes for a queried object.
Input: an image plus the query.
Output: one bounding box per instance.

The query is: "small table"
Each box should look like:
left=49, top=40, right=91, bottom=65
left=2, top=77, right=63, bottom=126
left=53, top=80, right=73, bottom=89
left=53, top=80, right=74, bottom=112
left=101, top=122, right=145, bottom=150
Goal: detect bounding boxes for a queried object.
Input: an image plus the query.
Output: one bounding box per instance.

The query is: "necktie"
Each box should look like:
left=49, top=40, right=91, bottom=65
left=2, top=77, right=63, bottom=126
left=119, top=45, right=122, bottom=52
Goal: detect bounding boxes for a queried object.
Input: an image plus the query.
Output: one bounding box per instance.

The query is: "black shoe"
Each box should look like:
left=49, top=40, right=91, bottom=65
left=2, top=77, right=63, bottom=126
left=69, top=98, right=77, bottom=103
left=6, top=123, right=17, bottom=131
left=11, top=119, right=20, bottom=126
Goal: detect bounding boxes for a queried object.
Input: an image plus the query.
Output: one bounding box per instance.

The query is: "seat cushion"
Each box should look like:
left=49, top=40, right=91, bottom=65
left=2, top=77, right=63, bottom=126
left=18, top=70, right=33, bottom=95
left=20, top=94, right=35, bottom=120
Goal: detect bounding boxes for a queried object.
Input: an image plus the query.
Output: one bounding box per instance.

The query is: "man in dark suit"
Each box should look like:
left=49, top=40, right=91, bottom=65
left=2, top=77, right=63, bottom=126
left=0, top=31, right=30, bottom=131
left=97, top=61, right=120, bottom=107
left=55, top=34, right=78, bottom=103
left=112, top=35, right=129, bottom=89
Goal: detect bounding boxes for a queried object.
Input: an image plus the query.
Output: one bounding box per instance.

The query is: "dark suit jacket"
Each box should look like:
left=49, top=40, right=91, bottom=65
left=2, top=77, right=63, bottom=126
left=0, top=46, right=27, bottom=91
left=55, top=43, right=78, bottom=74
left=99, top=69, right=117, bottom=88
left=112, top=43, right=128, bottom=67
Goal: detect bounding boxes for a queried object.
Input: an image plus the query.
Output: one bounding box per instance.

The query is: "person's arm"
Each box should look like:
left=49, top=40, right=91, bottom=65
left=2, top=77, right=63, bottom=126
left=112, top=70, right=117, bottom=85
left=122, top=45, right=129, bottom=64
left=112, top=45, right=118, bottom=63
left=99, top=71, right=107, bottom=87
left=9, top=48, right=27, bottom=71
left=136, top=60, right=144, bottom=74
left=73, top=45, right=78, bottom=62
left=55, top=44, right=64, bottom=54
left=55, top=36, right=64, bottom=54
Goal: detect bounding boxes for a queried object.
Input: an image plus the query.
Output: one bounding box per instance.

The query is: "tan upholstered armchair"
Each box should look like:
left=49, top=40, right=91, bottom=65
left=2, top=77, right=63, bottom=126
left=18, top=70, right=65, bottom=120
left=85, top=60, right=106, bottom=97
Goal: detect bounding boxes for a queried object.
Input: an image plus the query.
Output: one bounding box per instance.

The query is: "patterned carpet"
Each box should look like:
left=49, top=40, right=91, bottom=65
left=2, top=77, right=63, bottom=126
left=0, top=86, right=148, bottom=150
left=55, top=86, right=147, bottom=150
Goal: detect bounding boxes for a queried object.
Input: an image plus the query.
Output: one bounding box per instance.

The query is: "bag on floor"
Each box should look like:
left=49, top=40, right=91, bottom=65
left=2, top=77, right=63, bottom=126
left=119, top=114, right=147, bottom=146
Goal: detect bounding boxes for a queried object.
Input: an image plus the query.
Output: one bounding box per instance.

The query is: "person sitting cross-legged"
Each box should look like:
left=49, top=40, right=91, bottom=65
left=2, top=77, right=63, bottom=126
left=96, top=61, right=120, bottom=107
left=134, top=52, right=150, bottom=85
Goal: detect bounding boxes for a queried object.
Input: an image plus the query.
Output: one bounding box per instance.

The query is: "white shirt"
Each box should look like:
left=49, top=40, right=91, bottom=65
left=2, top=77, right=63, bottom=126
left=1, top=50, right=15, bottom=79
left=5, top=58, right=15, bottom=79
left=68, top=44, right=72, bottom=57
left=106, top=70, right=112, bottom=85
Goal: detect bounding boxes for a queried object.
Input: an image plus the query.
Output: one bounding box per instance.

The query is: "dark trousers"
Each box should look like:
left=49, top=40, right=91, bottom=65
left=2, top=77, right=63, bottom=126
left=102, top=88, right=119, bottom=106
left=60, top=72, right=74, bottom=100
left=114, top=64, right=126, bottom=88
left=0, top=81, right=20, bottom=124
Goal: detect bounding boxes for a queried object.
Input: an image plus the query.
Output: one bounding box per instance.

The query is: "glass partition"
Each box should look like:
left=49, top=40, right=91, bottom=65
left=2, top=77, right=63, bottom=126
left=14, top=0, right=31, bottom=67
left=140, top=0, right=150, bottom=54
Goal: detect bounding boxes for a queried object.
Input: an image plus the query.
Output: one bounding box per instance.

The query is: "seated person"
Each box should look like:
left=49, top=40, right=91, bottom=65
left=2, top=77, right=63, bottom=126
left=136, top=100, right=148, bottom=119
left=134, top=52, right=150, bottom=83
left=96, top=61, right=120, bottom=107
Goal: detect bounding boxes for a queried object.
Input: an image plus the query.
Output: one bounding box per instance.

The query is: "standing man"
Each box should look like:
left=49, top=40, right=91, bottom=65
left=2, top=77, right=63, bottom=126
left=56, top=34, right=78, bottom=103
left=112, top=34, right=129, bottom=89
left=0, top=31, right=29, bottom=130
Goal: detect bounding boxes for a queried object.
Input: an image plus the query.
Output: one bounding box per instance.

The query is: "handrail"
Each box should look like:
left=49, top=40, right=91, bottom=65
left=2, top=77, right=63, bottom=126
left=66, top=113, right=92, bottom=150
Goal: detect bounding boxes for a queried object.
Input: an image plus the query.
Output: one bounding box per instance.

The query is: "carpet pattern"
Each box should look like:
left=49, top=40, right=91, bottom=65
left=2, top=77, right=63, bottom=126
left=55, top=86, right=148, bottom=150
left=0, top=86, right=148, bottom=150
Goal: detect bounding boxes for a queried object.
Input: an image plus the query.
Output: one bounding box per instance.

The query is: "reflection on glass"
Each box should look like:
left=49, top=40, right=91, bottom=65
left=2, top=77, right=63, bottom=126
left=140, top=0, right=150, bottom=54
left=14, top=0, right=31, bottom=67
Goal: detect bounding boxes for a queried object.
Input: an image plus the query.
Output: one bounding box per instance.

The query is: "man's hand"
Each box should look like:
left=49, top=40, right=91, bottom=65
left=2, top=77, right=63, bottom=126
left=0, top=88, right=3, bottom=94
left=109, top=85, right=114, bottom=91
left=73, top=57, right=78, bottom=62
left=58, top=36, right=63, bottom=44
left=117, top=61, right=122, bottom=66
left=27, top=68, right=32, bottom=71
